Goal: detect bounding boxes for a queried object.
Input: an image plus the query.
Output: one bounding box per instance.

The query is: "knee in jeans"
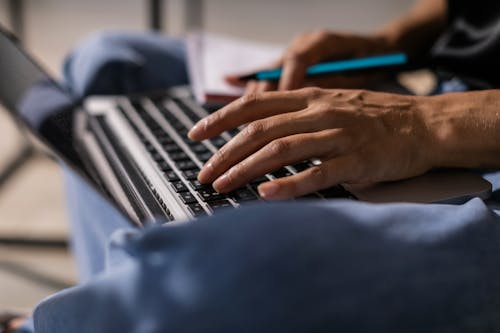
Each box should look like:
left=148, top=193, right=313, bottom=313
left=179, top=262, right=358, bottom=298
left=80, top=31, right=133, bottom=51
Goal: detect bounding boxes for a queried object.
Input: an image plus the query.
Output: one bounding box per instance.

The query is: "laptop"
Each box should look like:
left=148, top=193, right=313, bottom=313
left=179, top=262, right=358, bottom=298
left=0, top=26, right=492, bottom=227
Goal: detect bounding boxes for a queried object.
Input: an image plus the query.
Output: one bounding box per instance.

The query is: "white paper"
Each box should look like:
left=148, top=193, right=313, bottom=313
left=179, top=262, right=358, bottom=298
left=186, top=32, right=284, bottom=103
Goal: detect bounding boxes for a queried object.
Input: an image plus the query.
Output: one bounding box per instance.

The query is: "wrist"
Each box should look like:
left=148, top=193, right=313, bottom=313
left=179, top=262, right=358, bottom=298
left=413, top=95, right=450, bottom=169
left=416, top=92, right=500, bottom=169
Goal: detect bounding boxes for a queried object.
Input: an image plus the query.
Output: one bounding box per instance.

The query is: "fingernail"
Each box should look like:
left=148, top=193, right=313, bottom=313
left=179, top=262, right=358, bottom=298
left=188, top=119, right=207, bottom=139
left=258, top=182, right=279, bottom=199
left=213, top=173, right=230, bottom=193
left=197, top=162, right=214, bottom=183
left=187, top=123, right=199, bottom=139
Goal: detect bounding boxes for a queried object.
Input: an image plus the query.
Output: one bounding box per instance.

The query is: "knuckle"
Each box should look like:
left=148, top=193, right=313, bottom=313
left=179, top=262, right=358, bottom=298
left=209, top=110, right=223, bottom=124
left=244, top=121, right=266, bottom=139
left=312, top=29, right=331, bottom=40
left=299, top=87, right=324, bottom=102
left=238, top=92, right=260, bottom=108
left=268, top=139, right=291, bottom=156
left=311, top=101, right=331, bottom=114
left=226, top=168, right=237, bottom=182
left=228, top=164, right=245, bottom=183
left=214, top=145, right=229, bottom=164
left=308, top=165, right=329, bottom=183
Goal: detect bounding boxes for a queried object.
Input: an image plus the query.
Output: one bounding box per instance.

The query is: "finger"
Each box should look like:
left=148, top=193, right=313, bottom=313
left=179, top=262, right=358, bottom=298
left=224, top=74, right=248, bottom=87
left=256, top=80, right=277, bottom=93
left=211, top=130, right=347, bottom=193
left=188, top=90, right=309, bottom=141
left=244, top=80, right=259, bottom=96
left=197, top=111, right=337, bottom=183
left=279, top=55, right=308, bottom=91
left=258, top=155, right=360, bottom=199
left=225, top=59, right=283, bottom=87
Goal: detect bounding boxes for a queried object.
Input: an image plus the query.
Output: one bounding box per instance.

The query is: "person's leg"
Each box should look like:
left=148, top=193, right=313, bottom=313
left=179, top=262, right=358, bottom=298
left=64, top=31, right=188, bottom=98
left=62, top=31, right=188, bottom=281
left=33, top=198, right=500, bottom=332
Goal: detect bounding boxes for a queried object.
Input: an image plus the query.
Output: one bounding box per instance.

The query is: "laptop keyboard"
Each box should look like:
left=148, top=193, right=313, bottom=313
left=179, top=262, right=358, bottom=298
left=115, top=94, right=352, bottom=218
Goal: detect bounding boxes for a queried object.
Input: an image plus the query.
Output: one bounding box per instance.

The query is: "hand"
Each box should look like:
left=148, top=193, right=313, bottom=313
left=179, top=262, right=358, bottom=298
left=225, top=30, right=393, bottom=94
left=188, top=88, right=436, bottom=200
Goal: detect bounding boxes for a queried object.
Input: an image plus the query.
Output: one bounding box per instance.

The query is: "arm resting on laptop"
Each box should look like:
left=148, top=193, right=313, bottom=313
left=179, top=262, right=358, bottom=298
left=188, top=88, right=500, bottom=200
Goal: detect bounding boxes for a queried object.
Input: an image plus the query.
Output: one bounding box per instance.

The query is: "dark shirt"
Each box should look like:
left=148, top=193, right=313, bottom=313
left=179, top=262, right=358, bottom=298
left=430, top=0, right=500, bottom=88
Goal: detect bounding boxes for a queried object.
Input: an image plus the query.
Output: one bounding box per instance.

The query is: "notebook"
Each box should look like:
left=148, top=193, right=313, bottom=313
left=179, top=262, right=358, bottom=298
left=186, top=32, right=284, bottom=104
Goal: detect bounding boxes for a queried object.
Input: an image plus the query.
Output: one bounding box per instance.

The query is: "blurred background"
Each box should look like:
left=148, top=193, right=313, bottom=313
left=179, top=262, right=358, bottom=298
left=0, top=0, right=413, bottom=314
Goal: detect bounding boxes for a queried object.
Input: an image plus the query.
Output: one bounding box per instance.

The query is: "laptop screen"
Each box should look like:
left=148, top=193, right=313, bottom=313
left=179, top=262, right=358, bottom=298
left=0, top=25, right=83, bottom=168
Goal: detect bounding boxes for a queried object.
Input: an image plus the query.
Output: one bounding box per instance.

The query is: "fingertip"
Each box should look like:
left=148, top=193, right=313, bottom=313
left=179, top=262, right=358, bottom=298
left=188, top=118, right=210, bottom=140
left=258, top=181, right=281, bottom=199
left=197, top=162, right=214, bottom=184
left=187, top=123, right=202, bottom=140
left=225, top=74, right=247, bottom=87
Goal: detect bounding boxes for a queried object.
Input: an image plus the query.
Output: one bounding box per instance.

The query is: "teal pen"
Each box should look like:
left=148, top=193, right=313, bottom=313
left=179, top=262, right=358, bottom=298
left=238, top=53, right=408, bottom=81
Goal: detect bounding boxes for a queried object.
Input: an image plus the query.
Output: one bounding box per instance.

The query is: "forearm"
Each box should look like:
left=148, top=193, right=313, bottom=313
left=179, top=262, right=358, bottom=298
left=376, top=0, right=448, bottom=57
left=421, top=90, right=500, bottom=169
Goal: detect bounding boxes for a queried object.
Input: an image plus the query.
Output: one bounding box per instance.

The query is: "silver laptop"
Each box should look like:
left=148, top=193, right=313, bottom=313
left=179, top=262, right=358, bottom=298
left=0, top=26, right=491, bottom=228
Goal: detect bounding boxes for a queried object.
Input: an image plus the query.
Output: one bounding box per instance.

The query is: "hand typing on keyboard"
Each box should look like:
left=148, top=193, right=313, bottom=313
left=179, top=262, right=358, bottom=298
left=188, top=88, right=438, bottom=200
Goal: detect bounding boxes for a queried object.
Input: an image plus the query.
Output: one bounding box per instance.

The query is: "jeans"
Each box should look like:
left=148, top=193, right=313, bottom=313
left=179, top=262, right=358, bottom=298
left=30, top=32, right=500, bottom=332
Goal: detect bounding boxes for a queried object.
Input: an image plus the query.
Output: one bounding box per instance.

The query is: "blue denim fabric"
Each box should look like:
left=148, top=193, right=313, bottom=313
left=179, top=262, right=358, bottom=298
left=34, top=199, right=500, bottom=332
left=29, top=32, right=500, bottom=332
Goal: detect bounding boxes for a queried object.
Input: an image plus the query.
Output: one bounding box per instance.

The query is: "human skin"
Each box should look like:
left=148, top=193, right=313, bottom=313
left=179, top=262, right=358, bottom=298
left=188, top=88, right=500, bottom=199
left=188, top=0, right=500, bottom=199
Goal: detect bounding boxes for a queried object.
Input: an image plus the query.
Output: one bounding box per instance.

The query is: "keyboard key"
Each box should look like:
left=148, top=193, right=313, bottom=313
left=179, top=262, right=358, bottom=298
left=228, top=129, right=240, bottom=137
left=158, top=136, right=174, bottom=145
left=172, top=121, right=186, bottom=131
left=172, top=98, right=201, bottom=122
left=164, top=170, right=179, bottom=182
left=176, top=160, right=197, bottom=170
left=198, top=188, right=224, bottom=202
left=162, top=143, right=182, bottom=153
left=187, top=203, right=207, bottom=217
left=169, top=151, right=189, bottom=161
left=151, top=152, right=163, bottom=162
left=182, top=169, right=199, bottom=180
left=271, top=168, right=293, bottom=178
left=292, top=162, right=311, bottom=172
left=179, top=191, right=198, bottom=204
left=152, top=128, right=166, bottom=137
left=196, top=151, right=212, bottom=163
left=189, top=179, right=209, bottom=191
left=178, top=128, right=189, bottom=137
left=210, top=137, right=227, bottom=148
left=231, top=188, right=258, bottom=202
left=208, top=199, right=232, bottom=211
left=157, top=161, right=171, bottom=171
left=190, top=143, right=210, bottom=154
left=171, top=181, right=188, bottom=193
left=250, top=183, right=261, bottom=193
left=250, top=176, right=269, bottom=185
